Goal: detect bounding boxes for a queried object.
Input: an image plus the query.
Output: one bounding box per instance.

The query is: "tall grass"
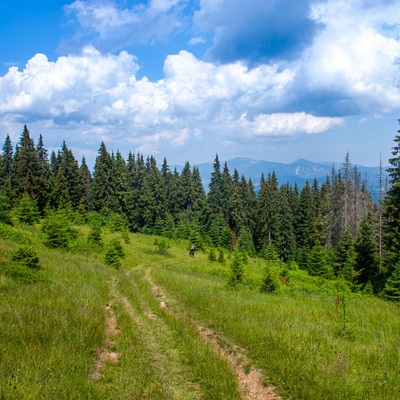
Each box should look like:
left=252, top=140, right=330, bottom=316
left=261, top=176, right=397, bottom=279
left=152, top=251, right=400, bottom=400
left=0, top=227, right=111, bottom=399
left=2, top=226, right=400, bottom=399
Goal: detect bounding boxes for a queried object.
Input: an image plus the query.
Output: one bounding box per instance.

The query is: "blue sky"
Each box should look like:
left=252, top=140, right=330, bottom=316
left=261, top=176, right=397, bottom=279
left=0, top=0, right=399, bottom=169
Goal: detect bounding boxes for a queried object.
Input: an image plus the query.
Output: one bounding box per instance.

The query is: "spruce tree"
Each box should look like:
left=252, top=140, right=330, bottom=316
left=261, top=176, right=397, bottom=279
left=80, top=157, right=93, bottom=212
left=256, top=172, right=280, bottom=250
left=220, top=162, right=233, bottom=226
left=383, top=263, right=400, bottom=302
left=309, top=243, right=332, bottom=278
left=35, top=134, right=51, bottom=212
left=180, top=161, right=194, bottom=220
left=130, top=154, right=146, bottom=230
left=382, top=121, right=400, bottom=273
left=296, top=180, right=317, bottom=250
left=355, top=212, right=379, bottom=289
left=335, top=228, right=358, bottom=286
left=191, top=166, right=206, bottom=223
left=207, top=154, right=223, bottom=218
left=114, top=150, right=134, bottom=220
left=12, top=125, right=44, bottom=208
left=1, top=134, right=13, bottom=195
left=168, top=169, right=183, bottom=220
left=230, top=169, right=246, bottom=235
left=92, top=142, right=118, bottom=212
left=276, top=184, right=296, bottom=261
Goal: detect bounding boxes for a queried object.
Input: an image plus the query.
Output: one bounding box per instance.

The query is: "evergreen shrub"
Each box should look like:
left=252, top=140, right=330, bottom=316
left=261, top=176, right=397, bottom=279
left=104, top=238, right=125, bottom=269
left=42, top=211, right=78, bottom=248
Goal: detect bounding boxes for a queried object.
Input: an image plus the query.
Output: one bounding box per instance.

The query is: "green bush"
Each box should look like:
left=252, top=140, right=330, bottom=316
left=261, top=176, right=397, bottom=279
left=227, top=252, right=245, bottom=288
left=154, top=238, right=170, bottom=255
left=87, top=211, right=106, bottom=228
left=0, top=245, right=41, bottom=283
left=0, top=222, right=27, bottom=243
left=104, top=238, right=125, bottom=269
left=209, top=247, right=217, bottom=261
left=87, top=225, right=103, bottom=248
left=260, top=261, right=281, bottom=294
left=42, top=212, right=78, bottom=248
left=217, top=249, right=225, bottom=263
left=16, top=193, right=40, bottom=225
left=107, top=213, right=128, bottom=233
left=0, top=194, right=13, bottom=225
left=10, top=245, right=40, bottom=269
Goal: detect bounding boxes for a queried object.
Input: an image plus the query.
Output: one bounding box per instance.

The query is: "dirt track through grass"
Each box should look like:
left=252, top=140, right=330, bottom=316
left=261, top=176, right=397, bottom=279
left=141, top=263, right=281, bottom=400
left=112, top=271, right=203, bottom=399
left=90, top=258, right=280, bottom=399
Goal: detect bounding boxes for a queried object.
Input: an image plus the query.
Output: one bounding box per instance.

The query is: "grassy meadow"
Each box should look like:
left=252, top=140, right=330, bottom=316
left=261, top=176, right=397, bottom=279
left=1, top=220, right=400, bottom=399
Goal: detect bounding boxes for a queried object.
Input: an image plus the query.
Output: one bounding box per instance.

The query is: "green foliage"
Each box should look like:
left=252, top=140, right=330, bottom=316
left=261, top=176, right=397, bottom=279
left=237, top=228, right=256, bottom=256
left=0, top=245, right=41, bottom=283
left=188, top=228, right=205, bottom=251
left=10, top=245, right=40, bottom=269
left=87, top=211, right=107, bottom=228
left=259, top=243, right=280, bottom=261
left=383, top=263, right=400, bottom=302
left=308, top=243, right=333, bottom=278
left=42, top=211, right=78, bottom=248
left=153, top=237, right=170, bottom=255
left=355, top=212, right=380, bottom=289
left=261, top=261, right=281, bottom=293
left=208, top=247, right=217, bottom=261
left=16, top=193, right=39, bottom=225
left=335, top=228, right=357, bottom=285
left=87, top=225, right=103, bottom=248
left=217, top=248, right=225, bottom=263
left=383, top=125, right=400, bottom=268
left=0, top=222, right=27, bottom=243
left=107, top=212, right=128, bottom=233
left=0, top=194, right=12, bottom=225
left=220, top=226, right=233, bottom=250
left=104, top=238, right=125, bottom=269
left=227, top=252, right=245, bottom=288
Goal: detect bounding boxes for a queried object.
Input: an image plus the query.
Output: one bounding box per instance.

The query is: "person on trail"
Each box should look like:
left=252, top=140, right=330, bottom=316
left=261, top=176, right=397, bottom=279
left=190, top=244, right=195, bottom=256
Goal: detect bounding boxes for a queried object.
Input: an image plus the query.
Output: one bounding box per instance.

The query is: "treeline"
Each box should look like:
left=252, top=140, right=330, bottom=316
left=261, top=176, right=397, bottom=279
left=1, top=124, right=400, bottom=298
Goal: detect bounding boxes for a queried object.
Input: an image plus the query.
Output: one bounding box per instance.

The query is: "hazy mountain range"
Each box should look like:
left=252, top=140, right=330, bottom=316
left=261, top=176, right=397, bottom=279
left=176, top=157, right=388, bottom=200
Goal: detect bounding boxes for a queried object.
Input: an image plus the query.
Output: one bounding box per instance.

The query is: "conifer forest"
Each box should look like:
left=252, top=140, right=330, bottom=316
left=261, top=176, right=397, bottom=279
left=1, top=123, right=400, bottom=299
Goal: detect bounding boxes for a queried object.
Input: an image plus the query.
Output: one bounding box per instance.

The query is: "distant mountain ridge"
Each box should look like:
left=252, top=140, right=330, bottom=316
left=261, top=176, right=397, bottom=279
left=176, top=157, right=387, bottom=201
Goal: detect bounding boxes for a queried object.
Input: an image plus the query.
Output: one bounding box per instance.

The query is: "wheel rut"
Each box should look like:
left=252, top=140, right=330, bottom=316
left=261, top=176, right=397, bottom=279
left=143, top=264, right=282, bottom=400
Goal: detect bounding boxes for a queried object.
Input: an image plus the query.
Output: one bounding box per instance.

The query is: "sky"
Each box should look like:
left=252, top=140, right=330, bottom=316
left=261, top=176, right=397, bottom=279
left=0, top=0, right=400, bottom=169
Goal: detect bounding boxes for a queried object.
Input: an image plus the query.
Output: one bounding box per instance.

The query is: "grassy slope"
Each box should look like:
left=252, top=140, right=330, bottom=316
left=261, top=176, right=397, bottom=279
left=1, top=223, right=400, bottom=399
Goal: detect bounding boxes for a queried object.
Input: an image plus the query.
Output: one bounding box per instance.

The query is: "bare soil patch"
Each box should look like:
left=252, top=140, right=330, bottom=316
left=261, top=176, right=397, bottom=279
left=90, top=303, right=120, bottom=381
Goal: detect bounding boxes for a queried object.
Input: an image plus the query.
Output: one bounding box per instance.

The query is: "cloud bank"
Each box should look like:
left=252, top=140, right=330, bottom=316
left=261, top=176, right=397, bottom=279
left=0, top=0, right=399, bottom=163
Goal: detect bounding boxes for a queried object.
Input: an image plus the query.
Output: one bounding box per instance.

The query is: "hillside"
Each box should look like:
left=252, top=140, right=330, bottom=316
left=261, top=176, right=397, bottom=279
left=1, top=218, right=399, bottom=399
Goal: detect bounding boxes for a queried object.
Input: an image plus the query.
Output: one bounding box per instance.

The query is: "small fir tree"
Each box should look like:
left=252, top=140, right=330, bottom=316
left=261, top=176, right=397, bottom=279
left=209, top=247, right=217, bottom=261
left=228, top=252, right=245, bottom=288
left=383, top=263, right=400, bottom=302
